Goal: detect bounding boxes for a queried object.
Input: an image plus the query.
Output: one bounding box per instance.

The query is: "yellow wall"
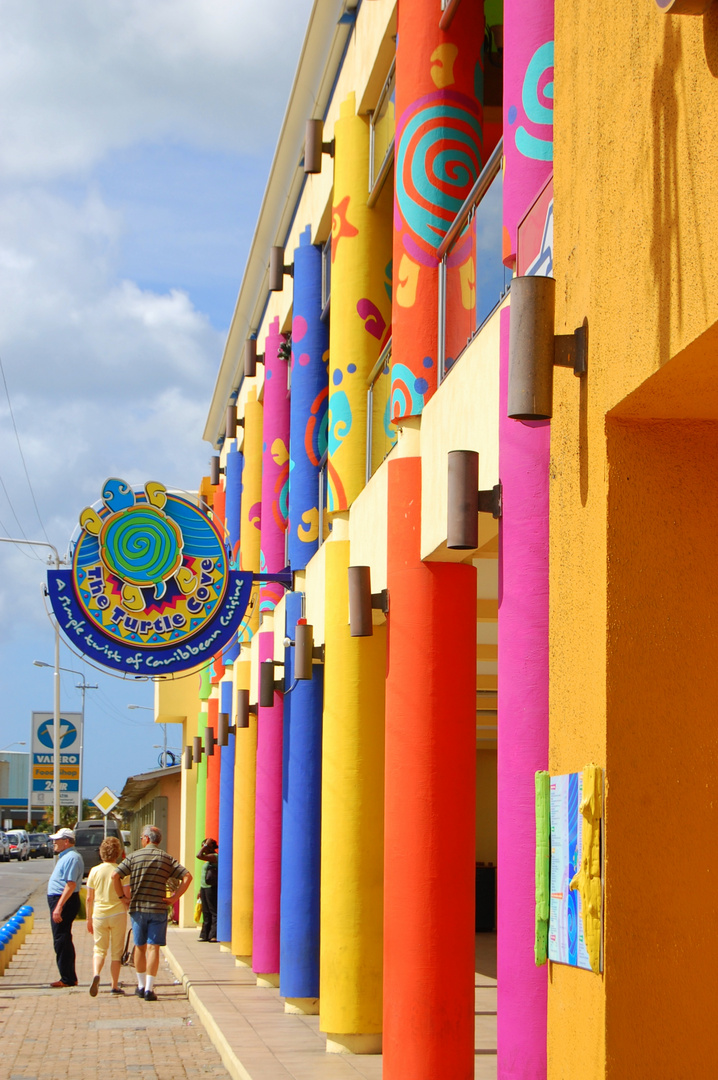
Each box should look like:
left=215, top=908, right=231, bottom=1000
left=551, top=3, right=718, bottom=1076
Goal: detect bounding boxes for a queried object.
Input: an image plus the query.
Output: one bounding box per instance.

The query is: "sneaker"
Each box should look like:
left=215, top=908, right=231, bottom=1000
left=144, top=989, right=157, bottom=1001
left=135, top=986, right=146, bottom=998
left=89, top=975, right=100, bottom=997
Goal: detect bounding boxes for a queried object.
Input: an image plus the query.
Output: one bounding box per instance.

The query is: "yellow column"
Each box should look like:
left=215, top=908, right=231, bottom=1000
left=239, top=390, right=263, bottom=642
left=320, top=523, right=386, bottom=1053
left=231, top=656, right=257, bottom=963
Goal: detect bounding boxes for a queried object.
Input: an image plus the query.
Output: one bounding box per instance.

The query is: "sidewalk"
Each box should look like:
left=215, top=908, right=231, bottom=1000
left=0, top=884, right=231, bottom=1080
left=0, top=882, right=496, bottom=1080
left=162, top=929, right=498, bottom=1080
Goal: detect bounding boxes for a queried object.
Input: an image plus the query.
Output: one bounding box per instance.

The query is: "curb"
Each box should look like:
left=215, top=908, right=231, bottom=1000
left=162, top=941, right=254, bottom=1080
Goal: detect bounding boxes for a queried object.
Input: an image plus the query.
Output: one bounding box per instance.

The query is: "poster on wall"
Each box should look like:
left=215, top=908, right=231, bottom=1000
left=31, top=711, right=82, bottom=807
left=548, top=771, right=603, bottom=971
left=47, top=479, right=254, bottom=676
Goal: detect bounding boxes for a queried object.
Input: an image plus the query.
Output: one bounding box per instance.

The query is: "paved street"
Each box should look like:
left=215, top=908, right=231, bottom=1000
left=0, top=878, right=230, bottom=1080
left=0, top=857, right=53, bottom=920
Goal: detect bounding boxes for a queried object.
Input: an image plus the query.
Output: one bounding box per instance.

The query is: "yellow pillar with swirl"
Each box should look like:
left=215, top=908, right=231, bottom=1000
left=327, top=92, right=393, bottom=514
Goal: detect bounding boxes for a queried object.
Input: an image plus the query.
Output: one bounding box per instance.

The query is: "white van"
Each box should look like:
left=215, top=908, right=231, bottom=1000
left=6, top=830, right=30, bottom=860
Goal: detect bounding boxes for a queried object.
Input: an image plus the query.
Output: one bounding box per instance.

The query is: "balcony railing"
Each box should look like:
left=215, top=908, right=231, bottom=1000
left=437, top=137, right=509, bottom=382
left=368, top=58, right=395, bottom=207
left=366, top=337, right=396, bottom=484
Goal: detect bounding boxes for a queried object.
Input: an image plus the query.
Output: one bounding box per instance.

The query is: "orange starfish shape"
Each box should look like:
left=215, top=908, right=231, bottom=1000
left=331, top=195, right=359, bottom=263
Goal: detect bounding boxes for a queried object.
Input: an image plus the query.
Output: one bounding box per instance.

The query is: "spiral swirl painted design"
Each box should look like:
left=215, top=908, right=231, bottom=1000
left=396, top=95, right=482, bottom=252
left=100, top=508, right=183, bottom=587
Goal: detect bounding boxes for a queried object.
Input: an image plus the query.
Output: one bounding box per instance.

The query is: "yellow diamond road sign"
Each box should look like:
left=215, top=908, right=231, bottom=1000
left=92, top=786, right=119, bottom=815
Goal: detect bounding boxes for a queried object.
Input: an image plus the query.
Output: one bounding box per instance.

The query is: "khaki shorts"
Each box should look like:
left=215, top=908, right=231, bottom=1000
left=93, top=912, right=127, bottom=961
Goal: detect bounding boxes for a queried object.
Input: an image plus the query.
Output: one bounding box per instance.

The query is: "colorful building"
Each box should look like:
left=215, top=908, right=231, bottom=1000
left=156, top=0, right=718, bottom=1075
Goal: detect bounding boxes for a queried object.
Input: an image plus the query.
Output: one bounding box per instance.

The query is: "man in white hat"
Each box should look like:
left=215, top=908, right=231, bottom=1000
left=47, top=828, right=84, bottom=987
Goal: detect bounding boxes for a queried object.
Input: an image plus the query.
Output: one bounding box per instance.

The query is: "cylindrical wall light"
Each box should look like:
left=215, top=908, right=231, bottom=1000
left=260, top=660, right=278, bottom=707
left=192, top=736, right=203, bottom=763
left=184, top=745, right=193, bottom=770
left=348, top=565, right=373, bottom=637
left=236, top=688, right=250, bottom=729
left=226, top=405, right=237, bottom=439
left=508, top=276, right=588, bottom=421
left=269, top=246, right=293, bottom=292
left=304, top=118, right=335, bottom=175
left=245, top=339, right=258, bottom=378
left=655, top=0, right=711, bottom=12
left=294, top=622, right=314, bottom=680
left=217, top=712, right=232, bottom=746
left=204, top=726, right=215, bottom=757
left=210, top=456, right=221, bottom=486
left=447, top=450, right=479, bottom=550
left=508, top=276, right=556, bottom=420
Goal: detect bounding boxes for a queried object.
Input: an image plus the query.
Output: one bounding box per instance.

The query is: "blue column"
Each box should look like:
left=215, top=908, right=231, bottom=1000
left=279, top=591, right=323, bottom=1000
left=223, top=446, right=243, bottom=665
left=287, top=227, right=329, bottom=570
left=217, top=678, right=235, bottom=943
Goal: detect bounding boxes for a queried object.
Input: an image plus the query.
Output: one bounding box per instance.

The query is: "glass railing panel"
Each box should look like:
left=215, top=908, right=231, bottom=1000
left=370, top=61, right=396, bottom=192
left=367, top=344, right=396, bottom=481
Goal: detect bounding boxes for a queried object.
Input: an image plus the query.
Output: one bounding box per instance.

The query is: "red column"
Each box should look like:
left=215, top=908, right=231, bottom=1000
left=383, top=456, right=477, bottom=1080
left=205, top=696, right=221, bottom=842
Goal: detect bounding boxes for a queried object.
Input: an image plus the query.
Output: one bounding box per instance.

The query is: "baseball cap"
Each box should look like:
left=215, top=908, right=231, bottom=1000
left=49, top=828, right=74, bottom=841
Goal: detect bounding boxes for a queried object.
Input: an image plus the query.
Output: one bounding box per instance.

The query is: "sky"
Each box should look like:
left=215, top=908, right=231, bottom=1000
left=0, top=0, right=314, bottom=803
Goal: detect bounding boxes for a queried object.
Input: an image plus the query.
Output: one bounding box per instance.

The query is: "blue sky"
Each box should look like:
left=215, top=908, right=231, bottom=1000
left=0, top=0, right=314, bottom=801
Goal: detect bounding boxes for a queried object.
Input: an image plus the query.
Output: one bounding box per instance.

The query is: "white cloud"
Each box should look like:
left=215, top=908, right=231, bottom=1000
left=0, top=0, right=315, bottom=180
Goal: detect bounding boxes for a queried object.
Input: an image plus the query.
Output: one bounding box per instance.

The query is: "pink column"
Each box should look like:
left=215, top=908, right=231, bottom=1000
left=252, top=629, right=283, bottom=977
left=497, top=306, right=549, bottom=1077
left=502, top=0, right=554, bottom=268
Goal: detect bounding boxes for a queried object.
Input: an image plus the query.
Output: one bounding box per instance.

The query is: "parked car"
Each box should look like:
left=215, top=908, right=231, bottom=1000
left=0, top=831, right=10, bottom=862
left=6, top=829, right=30, bottom=860
left=28, top=833, right=52, bottom=858
left=121, top=830, right=131, bottom=853
left=74, top=819, right=123, bottom=874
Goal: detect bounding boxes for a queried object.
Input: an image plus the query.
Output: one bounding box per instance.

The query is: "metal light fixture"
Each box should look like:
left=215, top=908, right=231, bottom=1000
left=289, top=621, right=325, bottom=680
left=236, top=689, right=250, bottom=729
left=269, top=246, right=294, bottom=292
left=217, top=712, right=236, bottom=746
left=184, top=746, right=193, bottom=770
left=192, top=736, right=204, bottom=763
left=210, top=456, right=223, bottom=486
left=507, top=276, right=587, bottom=421
left=304, top=118, right=335, bottom=175
left=226, top=405, right=237, bottom=439
left=655, top=0, right=711, bottom=12
left=348, top=566, right=389, bottom=638
left=204, top=726, right=216, bottom=757
left=260, top=660, right=284, bottom=707
left=447, top=451, right=502, bottom=551
left=244, top=338, right=264, bottom=378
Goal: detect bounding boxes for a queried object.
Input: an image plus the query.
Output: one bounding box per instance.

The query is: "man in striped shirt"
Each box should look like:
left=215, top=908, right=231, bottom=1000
left=112, top=825, right=192, bottom=1001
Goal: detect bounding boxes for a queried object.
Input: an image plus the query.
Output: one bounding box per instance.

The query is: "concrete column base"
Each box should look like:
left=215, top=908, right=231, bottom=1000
left=284, top=997, right=320, bottom=1015
left=256, top=972, right=280, bottom=988
left=234, top=955, right=252, bottom=968
left=325, top=1033, right=382, bottom=1055
left=219, top=944, right=232, bottom=953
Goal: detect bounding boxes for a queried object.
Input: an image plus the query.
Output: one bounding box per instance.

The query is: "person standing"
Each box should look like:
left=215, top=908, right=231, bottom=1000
left=112, top=824, right=192, bottom=1001
left=196, top=838, right=218, bottom=942
left=86, top=836, right=130, bottom=995
left=47, top=827, right=85, bottom=988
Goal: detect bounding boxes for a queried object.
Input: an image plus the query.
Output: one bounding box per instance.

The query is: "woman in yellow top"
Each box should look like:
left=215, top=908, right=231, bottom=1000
left=86, top=836, right=130, bottom=996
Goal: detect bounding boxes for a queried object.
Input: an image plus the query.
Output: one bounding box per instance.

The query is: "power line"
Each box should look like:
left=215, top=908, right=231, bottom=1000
left=0, top=353, right=51, bottom=546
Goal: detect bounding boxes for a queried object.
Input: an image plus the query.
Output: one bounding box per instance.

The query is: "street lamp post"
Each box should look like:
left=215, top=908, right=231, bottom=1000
left=128, top=704, right=165, bottom=765
left=0, top=537, right=63, bottom=829
left=33, top=661, right=97, bottom=825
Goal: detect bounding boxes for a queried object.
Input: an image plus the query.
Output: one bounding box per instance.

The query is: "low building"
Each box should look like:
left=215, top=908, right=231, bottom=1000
left=116, top=765, right=181, bottom=859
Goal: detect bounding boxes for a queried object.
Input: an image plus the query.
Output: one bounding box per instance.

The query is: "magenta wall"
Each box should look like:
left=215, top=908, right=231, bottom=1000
left=260, top=316, right=290, bottom=615
left=497, top=306, right=549, bottom=1077
left=252, top=629, right=283, bottom=975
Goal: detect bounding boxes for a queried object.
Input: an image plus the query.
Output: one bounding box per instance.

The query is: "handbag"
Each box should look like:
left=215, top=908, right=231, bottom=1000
left=194, top=897, right=203, bottom=925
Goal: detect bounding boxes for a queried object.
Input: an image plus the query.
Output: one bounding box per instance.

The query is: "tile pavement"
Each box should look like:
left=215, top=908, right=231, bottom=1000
left=0, top=878, right=497, bottom=1080
left=0, top=884, right=230, bottom=1080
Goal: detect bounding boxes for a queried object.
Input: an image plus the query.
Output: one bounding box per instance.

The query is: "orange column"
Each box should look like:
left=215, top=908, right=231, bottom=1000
left=383, top=456, right=477, bottom=1080
left=205, top=695, right=221, bottom=842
